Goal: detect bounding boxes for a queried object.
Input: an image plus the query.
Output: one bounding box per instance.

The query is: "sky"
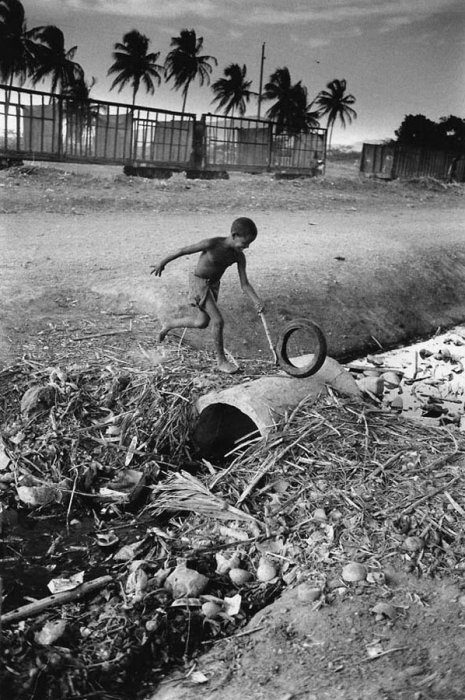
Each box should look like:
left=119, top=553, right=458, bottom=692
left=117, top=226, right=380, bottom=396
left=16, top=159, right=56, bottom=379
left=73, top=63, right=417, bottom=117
left=24, top=0, right=465, bottom=146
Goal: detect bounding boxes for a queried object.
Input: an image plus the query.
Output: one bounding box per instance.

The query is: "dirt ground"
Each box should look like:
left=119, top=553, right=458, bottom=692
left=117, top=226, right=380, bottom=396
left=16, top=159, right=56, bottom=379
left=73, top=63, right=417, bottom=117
left=1, top=159, right=465, bottom=369
left=1, top=158, right=465, bottom=699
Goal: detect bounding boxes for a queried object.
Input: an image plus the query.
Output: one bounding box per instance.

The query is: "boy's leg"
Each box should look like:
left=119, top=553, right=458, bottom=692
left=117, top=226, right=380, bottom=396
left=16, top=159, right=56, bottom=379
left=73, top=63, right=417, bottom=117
left=158, top=308, right=209, bottom=342
left=203, top=295, right=238, bottom=374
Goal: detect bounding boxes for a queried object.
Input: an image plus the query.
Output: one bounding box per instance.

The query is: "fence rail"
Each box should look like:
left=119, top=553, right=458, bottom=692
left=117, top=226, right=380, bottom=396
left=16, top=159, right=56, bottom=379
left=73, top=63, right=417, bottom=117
left=1, top=84, right=326, bottom=174
left=202, top=113, right=326, bottom=173
left=0, top=84, right=196, bottom=167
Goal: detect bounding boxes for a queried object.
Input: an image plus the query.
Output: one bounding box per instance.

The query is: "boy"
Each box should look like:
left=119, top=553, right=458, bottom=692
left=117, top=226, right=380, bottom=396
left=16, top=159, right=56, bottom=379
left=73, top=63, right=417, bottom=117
left=151, top=217, right=264, bottom=374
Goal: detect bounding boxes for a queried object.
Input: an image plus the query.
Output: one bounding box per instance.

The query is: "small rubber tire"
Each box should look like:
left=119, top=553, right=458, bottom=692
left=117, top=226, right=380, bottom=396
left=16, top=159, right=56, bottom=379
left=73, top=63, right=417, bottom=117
left=276, top=318, right=327, bottom=378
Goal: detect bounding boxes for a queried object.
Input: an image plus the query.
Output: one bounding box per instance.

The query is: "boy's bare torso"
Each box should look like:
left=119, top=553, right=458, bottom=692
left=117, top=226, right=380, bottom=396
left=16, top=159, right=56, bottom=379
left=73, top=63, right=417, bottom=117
left=194, top=237, right=242, bottom=281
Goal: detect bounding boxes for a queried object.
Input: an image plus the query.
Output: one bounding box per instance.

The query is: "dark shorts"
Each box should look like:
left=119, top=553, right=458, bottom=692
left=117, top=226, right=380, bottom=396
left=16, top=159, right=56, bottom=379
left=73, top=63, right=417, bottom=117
left=188, top=273, right=220, bottom=310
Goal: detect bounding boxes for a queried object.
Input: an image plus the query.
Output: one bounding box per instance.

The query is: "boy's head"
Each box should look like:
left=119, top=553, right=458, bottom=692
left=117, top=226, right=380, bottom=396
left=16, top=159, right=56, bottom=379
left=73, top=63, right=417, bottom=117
left=231, top=217, right=257, bottom=249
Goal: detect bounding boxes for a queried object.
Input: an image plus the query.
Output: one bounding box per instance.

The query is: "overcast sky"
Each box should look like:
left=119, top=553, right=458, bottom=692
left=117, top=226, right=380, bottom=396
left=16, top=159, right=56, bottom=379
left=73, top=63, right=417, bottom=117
left=26, top=0, right=465, bottom=146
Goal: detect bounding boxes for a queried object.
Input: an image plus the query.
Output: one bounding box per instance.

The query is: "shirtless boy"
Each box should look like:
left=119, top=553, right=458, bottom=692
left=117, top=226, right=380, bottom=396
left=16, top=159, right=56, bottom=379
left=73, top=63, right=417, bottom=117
left=150, top=217, right=264, bottom=374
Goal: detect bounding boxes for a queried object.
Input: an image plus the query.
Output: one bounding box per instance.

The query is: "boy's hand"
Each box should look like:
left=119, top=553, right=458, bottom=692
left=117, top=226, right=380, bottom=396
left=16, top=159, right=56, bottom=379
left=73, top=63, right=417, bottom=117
left=255, top=300, right=265, bottom=314
left=150, top=263, right=165, bottom=277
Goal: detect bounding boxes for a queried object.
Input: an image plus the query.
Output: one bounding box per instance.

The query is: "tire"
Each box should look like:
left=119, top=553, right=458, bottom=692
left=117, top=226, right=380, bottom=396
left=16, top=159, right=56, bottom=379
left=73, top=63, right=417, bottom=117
left=276, top=318, right=327, bottom=378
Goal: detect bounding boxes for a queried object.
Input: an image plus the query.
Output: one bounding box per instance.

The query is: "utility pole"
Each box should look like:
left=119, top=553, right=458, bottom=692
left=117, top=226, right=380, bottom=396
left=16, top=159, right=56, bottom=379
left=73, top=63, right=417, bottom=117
left=257, top=42, right=266, bottom=119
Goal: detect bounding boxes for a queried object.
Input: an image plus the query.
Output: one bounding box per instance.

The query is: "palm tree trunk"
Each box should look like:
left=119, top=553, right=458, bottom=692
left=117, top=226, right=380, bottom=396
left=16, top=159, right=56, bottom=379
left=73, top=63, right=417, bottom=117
left=327, top=119, right=335, bottom=152
left=181, top=86, right=189, bottom=115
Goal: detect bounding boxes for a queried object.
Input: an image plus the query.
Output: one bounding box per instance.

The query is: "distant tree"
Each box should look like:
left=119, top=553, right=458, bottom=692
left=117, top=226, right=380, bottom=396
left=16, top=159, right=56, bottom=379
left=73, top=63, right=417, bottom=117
left=395, top=114, right=440, bottom=147
left=211, top=63, right=253, bottom=117
left=29, top=25, right=84, bottom=94
left=263, top=67, right=319, bottom=135
left=62, top=75, right=98, bottom=150
left=0, top=0, right=37, bottom=87
left=315, top=78, right=357, bottom=149
left=164, top=28, right=217, bottom=113
left=61, top=74, right=95, bottom=102
left=439, top=115, right=465, bottom=152
left=108, top=30, right=164, bottom=106
left=395, top=114, right=465, bottom=153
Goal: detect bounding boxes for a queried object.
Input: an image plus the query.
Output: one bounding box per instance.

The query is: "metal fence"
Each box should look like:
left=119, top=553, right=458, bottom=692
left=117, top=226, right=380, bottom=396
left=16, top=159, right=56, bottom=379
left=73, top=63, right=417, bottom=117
left=0, top=84, right=195, bottom=167
left=1, top=84, right=327, bottom=174
left=360, top=142, right=465, bottom=181
left=202, top=113, right=326, bottom=172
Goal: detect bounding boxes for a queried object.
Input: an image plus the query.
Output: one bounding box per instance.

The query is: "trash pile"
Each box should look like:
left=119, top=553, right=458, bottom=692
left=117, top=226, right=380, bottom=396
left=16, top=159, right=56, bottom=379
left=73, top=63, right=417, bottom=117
left=347, top=326, right=465, bottom=430
left=1, top=346, right=465, bottom=699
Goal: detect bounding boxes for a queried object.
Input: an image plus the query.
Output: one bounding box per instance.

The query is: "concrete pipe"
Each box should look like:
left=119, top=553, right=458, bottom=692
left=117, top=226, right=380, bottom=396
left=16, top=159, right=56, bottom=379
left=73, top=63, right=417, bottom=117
left=193, top=356, right=361, bottom=458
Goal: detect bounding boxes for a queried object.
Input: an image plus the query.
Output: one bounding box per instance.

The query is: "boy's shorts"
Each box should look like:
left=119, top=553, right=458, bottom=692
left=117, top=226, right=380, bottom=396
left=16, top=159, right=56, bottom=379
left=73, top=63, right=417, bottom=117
left=188, top=273, right=220, bottom=310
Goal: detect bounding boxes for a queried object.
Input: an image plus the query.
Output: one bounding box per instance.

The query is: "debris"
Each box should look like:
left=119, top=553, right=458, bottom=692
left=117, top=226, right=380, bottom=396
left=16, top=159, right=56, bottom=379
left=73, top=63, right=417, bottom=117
left=1, top=575, right=113, bottom=625
left=256, top=556, right=278, bottom=582
left=371, top=602, right=397, bottom=620
left=20, top=384, right=56, bottom=418
left=17, top=483, right=61, bottom=507
left=165, top=563, right=209, bottom=598
left=229, top=568, right=253, bottom=585
left=201, top=601, right=222, bottom=619
left=342, top=562, right=367, bottom=582
left=402, top=536, right=424, bottom=553
left=35, top=619, right=68, bottom=646
left=48, top=571, right=84, bottom=594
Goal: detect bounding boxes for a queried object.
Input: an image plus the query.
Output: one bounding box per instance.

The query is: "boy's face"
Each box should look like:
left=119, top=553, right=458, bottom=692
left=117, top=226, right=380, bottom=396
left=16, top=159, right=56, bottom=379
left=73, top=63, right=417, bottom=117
left=232, top=233, right=255, bottom=251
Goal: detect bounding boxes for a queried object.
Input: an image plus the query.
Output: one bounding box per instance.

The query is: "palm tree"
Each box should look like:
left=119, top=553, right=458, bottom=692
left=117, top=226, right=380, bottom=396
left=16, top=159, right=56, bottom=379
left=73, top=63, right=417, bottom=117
left=263, top=67, right=318, bottom=135
left=0, top=0, right=36, bottom=88
left=164, top=28, right=217, bottom=113
left=108, top=30, right=164, bottom=105
left=211, top=63, right=253, bottom=117
left=29, top=25, right=84, bottom=94
left=314, top=78, right=357, bottom=150
left=62, top=75, right=98, bottom=153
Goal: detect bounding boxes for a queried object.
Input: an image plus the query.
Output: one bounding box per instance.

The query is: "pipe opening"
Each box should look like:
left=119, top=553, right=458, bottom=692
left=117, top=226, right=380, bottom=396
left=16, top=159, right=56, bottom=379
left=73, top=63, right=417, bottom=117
left=192, top=403, right=260, bottom=459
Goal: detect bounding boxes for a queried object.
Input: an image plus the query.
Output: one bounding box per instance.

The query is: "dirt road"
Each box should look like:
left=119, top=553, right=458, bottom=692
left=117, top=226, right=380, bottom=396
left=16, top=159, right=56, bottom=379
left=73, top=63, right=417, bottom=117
left=2, top=202, right=465, bottom=364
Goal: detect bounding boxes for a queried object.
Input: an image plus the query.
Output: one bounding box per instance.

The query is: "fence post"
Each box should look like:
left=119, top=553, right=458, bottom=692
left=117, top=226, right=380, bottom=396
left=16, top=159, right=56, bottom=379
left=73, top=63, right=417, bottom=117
left=191, top=116, right=206, bottom=170
left=57, top=97, right=63, bottom=159
left=267, top=121, right=274, bottom=171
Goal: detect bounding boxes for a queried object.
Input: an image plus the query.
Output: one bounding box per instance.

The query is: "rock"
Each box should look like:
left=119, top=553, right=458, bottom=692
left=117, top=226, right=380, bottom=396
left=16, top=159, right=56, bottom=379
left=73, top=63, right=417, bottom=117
left=229, top=568, right=253, bottom=585
left=256, top=556, right=277, bottom=582
left=341, top=562, right=367, bottom=582
left=201, top=601, right=222, bottom=618
left=371, top=602, right=396, bottom=620
left=402, top=536, right=424, bottom=552
left=215, top=551, right=241, bottom=575
left=390, top=395, right=404, bottom=411
left=382, top=371, right=402, bottom=388
left=165, top=563, right=209, bottom=598
left=356, top=376, right=384, bottom=397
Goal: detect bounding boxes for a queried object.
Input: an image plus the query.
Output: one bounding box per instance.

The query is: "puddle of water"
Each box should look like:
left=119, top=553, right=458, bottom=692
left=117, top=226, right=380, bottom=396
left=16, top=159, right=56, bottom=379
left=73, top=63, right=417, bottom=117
left=346, top=324, right=465, bottom=430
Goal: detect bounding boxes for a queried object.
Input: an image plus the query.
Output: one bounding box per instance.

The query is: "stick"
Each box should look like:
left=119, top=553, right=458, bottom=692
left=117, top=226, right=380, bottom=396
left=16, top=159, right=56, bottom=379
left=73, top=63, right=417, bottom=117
left=361, top=646, right=409, bottom=663
left=71, top=330, right=131, bottom=341
left=258, top=312, right=278, bottom=364
left=345, top=362, right=404, bottom=375
left=375, top=476, right=460, bottom=518
left=1, top=575, right=113, bottom=625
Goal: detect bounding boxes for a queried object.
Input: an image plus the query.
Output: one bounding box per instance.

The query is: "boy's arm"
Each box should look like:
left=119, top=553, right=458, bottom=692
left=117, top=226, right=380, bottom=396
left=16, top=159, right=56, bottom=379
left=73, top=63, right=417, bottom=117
left=237, top=254, right=264, bottom=312
left=150, top=238, right=215, bottom=276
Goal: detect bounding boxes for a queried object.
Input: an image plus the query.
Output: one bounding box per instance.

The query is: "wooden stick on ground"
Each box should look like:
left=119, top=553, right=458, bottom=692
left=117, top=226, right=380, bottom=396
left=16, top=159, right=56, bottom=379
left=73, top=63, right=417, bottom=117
left=71, top=330, right=131, bottom=341
left=1, top=575, right=113, bottom=626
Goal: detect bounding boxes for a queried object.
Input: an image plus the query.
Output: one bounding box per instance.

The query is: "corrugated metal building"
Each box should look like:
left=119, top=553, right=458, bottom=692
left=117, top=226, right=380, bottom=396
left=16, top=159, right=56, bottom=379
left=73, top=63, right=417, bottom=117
left=360, top=142, right=465, bottom=181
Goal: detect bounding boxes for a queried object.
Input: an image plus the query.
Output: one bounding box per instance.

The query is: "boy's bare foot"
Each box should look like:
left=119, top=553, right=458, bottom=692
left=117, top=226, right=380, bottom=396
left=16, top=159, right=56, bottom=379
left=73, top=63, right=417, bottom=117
left=157, top=328, right=168, bottom=342
left=217, top=359, right=239, bottom=374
